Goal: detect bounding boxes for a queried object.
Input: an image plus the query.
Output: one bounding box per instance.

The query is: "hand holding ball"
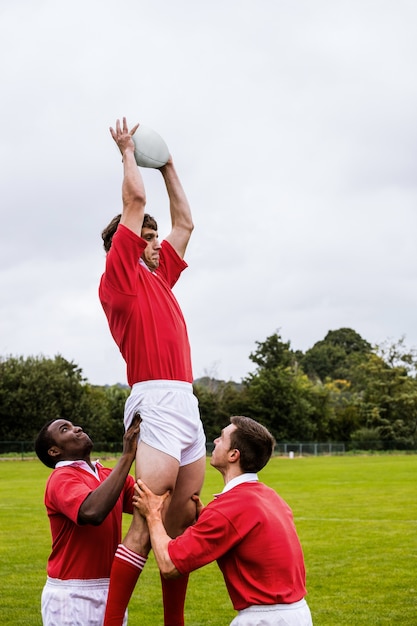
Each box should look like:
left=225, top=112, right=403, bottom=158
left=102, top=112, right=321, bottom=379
left=132, top=125, right=170, bottom=168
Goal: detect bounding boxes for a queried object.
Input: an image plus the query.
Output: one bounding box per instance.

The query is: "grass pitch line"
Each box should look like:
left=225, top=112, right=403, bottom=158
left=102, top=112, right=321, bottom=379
left=296, top=516, right=417, bottom=524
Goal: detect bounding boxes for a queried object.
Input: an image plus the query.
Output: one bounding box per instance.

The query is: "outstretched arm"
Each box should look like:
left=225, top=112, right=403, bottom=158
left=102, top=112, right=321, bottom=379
left=160, top=159, right=194, bottom=259
left=133, top=479, right=181, bottom=578
left=78, top=414, right=141, bottom=525
left=110, top=117, right=146, bottom=237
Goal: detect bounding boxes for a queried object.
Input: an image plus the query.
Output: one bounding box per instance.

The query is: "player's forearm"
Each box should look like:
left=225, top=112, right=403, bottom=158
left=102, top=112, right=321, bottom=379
left=161, top=161, right=193, bottom=257
left=78, top=453, right=134, bottom=525
left=121, top=149, right=146, bottom=220
left=160, top=161, right=193, bottom=231
left=146, top=513, right=181, bottom=578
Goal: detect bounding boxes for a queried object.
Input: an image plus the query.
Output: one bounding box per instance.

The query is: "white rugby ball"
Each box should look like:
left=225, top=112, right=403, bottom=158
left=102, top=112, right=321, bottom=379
left=132, top=125, right=170, bottom=168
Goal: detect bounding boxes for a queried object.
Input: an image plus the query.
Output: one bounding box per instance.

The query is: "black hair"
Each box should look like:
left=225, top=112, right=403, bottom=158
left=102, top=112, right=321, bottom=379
left=35, top=419, right=59, bottom=468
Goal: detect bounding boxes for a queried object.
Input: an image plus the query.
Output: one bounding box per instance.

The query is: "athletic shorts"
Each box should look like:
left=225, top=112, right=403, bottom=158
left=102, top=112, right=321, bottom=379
left=41, top=577, right=128, bottom=626
left=124, top=380, right=206, bottom=466
left=230, top=599, right=312, bottom=626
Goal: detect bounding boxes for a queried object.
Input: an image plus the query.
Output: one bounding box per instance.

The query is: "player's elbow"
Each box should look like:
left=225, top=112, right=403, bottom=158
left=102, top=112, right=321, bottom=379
left=78, top=504, right=108, bottom=526
left=90, top=513, right=107, bottom=526
left=129, top=191, right=147, bottom=209
left=178, top=220, right=194, bottom=241
left=187, top=217, right=194, bottom=234
left=173, top=212, right=194, bottom=235
left=123, top=188, right=146, bottom=211
left=159, top=552, right=181, bottom=579
left=78, top=512, right=106, bottom=526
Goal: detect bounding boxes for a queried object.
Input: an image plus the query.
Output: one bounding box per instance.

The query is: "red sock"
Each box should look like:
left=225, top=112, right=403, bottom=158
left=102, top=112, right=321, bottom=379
left=103, top=545, right=147, bottom=626
left=160, top=571, right=190, bottom=626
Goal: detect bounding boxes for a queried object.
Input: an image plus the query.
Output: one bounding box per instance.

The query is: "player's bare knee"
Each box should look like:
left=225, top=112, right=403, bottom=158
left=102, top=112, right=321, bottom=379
left=165, top=501, right=197, bottom=537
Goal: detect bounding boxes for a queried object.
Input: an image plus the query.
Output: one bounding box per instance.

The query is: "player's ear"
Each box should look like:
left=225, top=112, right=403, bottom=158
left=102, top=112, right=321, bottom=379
left=228, top=448, right=240, bottom=463
left=48, top=446, right=62, bottom=460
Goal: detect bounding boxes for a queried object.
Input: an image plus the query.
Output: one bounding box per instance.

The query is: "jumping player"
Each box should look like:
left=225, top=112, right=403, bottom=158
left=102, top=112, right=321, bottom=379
left=100, top=118, right=206, bottom=626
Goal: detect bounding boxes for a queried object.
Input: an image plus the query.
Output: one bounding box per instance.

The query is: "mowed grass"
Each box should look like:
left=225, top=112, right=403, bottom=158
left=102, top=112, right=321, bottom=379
left=1, top=454, right=416, bottom=625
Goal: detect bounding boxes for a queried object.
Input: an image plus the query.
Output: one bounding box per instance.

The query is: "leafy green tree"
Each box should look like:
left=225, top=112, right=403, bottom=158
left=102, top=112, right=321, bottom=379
left=194, top=378, right=246, bottom=443
left=352, top=345, right=417, bottom=448
left=323, top=379, right=362, bottom=442
left=0, top=355, right=133, bottom=449
left=351, top=427, right=383, bottom=450
left=376, top=335, right=417, bottom=376
left=301, top=328, right=372, bottom=382
left=99, top=384, right=130, bottom=442
left=249, top=332, right=296, bottom=370
left=243, top=332, right=319, bottom=441
left=0, top=354, right=88, bottom=441
left=79, top=384, right=129, bottom=446
left=244, top=365, right=317, bottom=441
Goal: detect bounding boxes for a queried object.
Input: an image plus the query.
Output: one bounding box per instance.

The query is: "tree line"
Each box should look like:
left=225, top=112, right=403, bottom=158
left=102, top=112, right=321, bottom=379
left=1, top=327, right=417, bottom=451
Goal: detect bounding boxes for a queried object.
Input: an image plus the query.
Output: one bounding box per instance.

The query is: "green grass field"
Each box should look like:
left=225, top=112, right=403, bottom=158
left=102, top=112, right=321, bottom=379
left=1, top=454, right=416, bottom=625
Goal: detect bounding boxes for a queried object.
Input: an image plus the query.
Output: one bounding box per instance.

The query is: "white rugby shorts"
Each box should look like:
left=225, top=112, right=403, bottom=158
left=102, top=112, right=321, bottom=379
left=41, top=577, right=128, bottom=626
left=230, top=599, right=313, bottom=626
left=124, top=380, right=206, bottom=465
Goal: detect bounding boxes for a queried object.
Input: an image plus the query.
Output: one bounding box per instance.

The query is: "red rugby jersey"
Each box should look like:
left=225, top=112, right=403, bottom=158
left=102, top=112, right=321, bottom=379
left=99, top=224, right=193, bottom=386
left=45, top=463, right=134, bottom=579
left=168, top=481, right=307, bottom=610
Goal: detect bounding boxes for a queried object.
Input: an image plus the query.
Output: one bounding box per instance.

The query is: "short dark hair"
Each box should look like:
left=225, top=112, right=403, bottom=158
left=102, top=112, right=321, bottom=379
left=35, top=419, right=59, bottom=468
left=229, top=416, right=275, bottom=473
left=101, top=213, right=158, bottom=253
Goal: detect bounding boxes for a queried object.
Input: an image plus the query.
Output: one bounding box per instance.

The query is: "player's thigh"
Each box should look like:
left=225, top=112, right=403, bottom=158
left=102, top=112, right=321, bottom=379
left=175, top=455, right=206, bottom=498
left=165, top=455, right=206, bottom=535
left=135, top=441, right=180, bottom=493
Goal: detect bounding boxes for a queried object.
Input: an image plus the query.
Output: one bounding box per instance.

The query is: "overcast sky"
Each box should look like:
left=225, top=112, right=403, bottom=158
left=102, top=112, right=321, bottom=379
left=1, top=0, right=416, bottom=386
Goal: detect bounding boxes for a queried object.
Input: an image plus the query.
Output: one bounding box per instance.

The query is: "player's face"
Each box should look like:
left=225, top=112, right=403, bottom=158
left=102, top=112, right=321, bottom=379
left=210, top=423, right=237, bottom=470
left=141, top=227, right=161, bottom=271
left=47, top=419, right=93, bottom=462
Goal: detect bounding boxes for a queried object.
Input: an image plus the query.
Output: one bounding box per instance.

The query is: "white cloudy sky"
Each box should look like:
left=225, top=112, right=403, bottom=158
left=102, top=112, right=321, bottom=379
left=1, top=0, right=416, bottom=385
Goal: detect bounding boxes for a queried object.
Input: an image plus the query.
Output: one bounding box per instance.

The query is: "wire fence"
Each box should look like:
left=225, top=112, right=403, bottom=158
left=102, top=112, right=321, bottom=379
left=205, top=441, right=347, bottom=456
left=275, top=442, right=346, bottom=456
left=1, top=440, right=416, bottom=461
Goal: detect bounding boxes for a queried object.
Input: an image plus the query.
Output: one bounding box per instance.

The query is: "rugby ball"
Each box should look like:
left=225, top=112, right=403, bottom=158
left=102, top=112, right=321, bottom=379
left=132, top=125, right=170, bottom=168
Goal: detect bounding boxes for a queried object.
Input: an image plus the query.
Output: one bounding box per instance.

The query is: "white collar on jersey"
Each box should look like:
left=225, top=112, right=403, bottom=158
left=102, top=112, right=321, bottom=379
left=55, top=459, right=101, bottom=480
left=214, top=472, right=259, bottom=497
left=139, top=258, right=157, bottom=274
